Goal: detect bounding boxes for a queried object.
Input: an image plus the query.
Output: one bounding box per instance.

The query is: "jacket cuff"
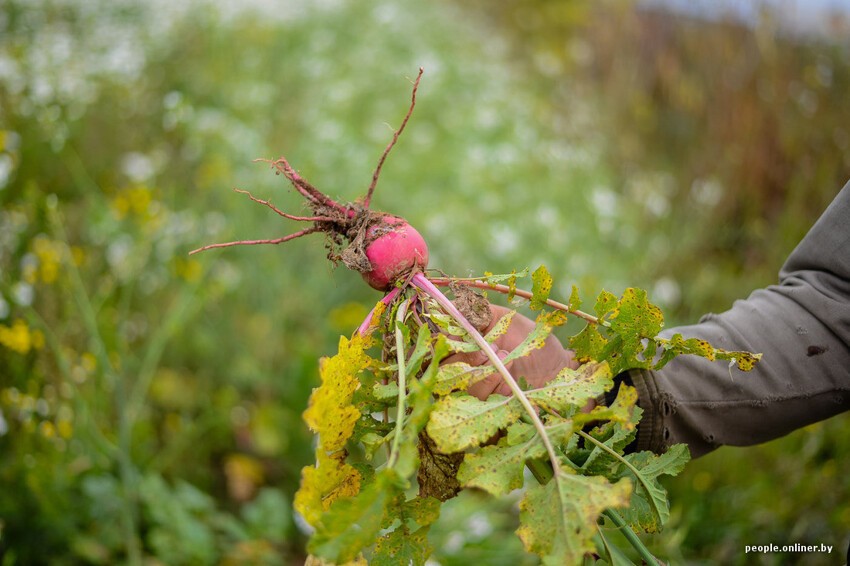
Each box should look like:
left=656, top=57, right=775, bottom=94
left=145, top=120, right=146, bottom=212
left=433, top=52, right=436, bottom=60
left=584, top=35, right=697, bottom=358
left=627, top=368, right=664, bottom=454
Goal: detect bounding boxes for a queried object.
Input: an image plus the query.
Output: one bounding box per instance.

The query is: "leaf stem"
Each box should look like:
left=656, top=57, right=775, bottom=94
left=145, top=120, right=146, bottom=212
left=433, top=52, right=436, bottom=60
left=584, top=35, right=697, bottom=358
left=602, top=509, right=659, bottom=566
left=387, top=299, right=410, bottom=468
left=357, top=287, right=401, bottom=337
left=428, top=277, right=603, bottom=326
left=411, top=273, right=561, bottom=476
left=526, top=458, right=554, bottom=485
left=577, top=430, right=665, bottom=526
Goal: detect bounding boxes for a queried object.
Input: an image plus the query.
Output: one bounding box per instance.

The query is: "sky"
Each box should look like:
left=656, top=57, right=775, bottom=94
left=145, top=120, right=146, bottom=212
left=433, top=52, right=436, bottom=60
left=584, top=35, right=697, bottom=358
left=639, top=0, right=850, bottom=37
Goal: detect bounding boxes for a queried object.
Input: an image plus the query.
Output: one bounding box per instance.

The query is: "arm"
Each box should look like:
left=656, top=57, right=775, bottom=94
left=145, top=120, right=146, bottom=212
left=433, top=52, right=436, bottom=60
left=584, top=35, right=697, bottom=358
left=630, top=181, right=850, bottom=457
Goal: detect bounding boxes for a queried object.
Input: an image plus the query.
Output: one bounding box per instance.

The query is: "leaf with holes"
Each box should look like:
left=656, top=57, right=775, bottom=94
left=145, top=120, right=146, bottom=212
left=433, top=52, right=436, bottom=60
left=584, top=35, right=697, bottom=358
left=526, top=362, right=612, bottom=414
left=457, top=420, right=574, bottom=496
left=308, top=470, right=399, bottom=563
left=530, top=265, right=553, bottom=311
left=517, top=470, right=632, bottom=565
left=426, top=394, right=523, bottom=453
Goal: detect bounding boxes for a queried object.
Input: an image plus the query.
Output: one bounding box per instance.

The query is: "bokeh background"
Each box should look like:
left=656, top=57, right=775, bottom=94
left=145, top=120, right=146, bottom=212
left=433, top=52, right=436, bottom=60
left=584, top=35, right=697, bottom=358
left=1, top=0, right=848, bottom=564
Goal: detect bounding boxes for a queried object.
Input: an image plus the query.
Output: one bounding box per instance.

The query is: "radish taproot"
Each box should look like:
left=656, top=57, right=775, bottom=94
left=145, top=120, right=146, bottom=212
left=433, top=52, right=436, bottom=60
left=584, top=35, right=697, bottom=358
left=190, top=68, right=429, bottom=292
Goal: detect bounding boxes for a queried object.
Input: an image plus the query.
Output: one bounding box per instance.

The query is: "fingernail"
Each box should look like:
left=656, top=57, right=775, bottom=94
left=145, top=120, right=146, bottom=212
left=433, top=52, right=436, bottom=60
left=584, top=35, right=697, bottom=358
left=497, top=349, right=509, bottom=360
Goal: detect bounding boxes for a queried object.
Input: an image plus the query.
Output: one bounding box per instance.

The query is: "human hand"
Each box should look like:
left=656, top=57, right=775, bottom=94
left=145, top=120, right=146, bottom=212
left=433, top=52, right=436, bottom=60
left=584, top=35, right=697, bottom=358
left=444, top=304, right=579, bottom=400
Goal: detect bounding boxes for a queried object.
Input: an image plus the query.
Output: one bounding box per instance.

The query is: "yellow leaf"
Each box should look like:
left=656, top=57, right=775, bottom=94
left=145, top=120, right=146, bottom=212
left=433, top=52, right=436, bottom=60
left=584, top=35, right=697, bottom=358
left=296, top=334, right=374, bottom=526
left=295, top=451, right=362, bottom=526
left=303, top=334, right=371, bottom=453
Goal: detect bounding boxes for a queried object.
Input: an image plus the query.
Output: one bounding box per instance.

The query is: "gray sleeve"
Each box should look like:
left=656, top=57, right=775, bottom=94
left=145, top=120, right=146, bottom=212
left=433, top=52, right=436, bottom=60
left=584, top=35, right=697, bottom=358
left=630, top=181, right=850, bottom=458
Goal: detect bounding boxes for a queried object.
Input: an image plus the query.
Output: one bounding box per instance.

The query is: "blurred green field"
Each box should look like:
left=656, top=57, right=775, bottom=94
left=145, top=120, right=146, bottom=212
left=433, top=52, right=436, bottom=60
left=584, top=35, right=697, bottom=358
left=1, top=1, right=848, bottom=564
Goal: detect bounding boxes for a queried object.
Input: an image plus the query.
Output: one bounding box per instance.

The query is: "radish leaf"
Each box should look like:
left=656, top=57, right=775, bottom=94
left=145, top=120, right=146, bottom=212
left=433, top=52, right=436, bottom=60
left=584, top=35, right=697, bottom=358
left=517, top=471, right=631, bottom=565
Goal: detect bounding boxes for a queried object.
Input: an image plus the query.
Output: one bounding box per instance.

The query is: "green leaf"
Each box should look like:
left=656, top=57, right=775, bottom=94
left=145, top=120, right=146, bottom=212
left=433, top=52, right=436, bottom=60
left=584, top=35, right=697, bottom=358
left=608, top=288, right=664, bottom=366
left=654, top=333, right=762, bottom=372
left=480, top=268, right=529, bottom=286
left=594, top=530, right=635, bottom=566
left=568, top=285, right=582, bottom=311
left=406, top=325, right=433, bottom=377
left=372, top=495, right=439, bottom=565
left=516, top=471, right=631, bottom=565
left=458, top=420, right=575, bottom=496
left=424, top=310, right=465, bottom=337
left=372, top=527, right=431, bottom=566
left=530, top=265, right=553, bottom=311
left=616, top=444, right=690, bottom=533
left=480, top=268, right=528, bottom=301
left=433, top=362, right=493, bottom=395
left=580, top=406, right=643, bottom=476
left=372, top=382, right=399, bottom=401
left=303, top=334, right=373, bottom=453
left=654, top=333, right=713, bottom=369
left=569, top=323, right=608, bottom=363
left=295, top=451, right=362, bottom=527
left=309, top=471, right=397, bottom=563
left=445, top=338, right=480, bottom=353
left=502, top=310, right=567, bottom=366
left=359, top=432, right=386, bottom=460
left=418, top=334, right=450, bottom=389
left=713, top=348, right=763, bottom=372
left=400, top=496, right=441, bottom=529
left=594, top=290, right=618, bottom=319
left=526, top=362, right=612, bottom=414
left=505, top=421, right=535, bottom=445
left=389, top=333, right=447, bottom=480
left=485, top=309, right=516, bottom=342
left=393, top=442, right=420, bottom=480
left=458, top=440, right=544, bottom=497
left=426, top=394, right=523, bottom=453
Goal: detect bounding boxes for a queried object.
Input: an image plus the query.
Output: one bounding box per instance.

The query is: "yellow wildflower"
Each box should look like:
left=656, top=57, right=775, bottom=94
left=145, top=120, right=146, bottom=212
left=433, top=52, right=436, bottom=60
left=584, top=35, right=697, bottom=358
left=39, top=420, right=56, bottom=439
left=57, top=418, right=73, bottom=439
left=128, top=186, right=151, bottom=215
left=0, top=319, right=34, bottom=354
left=31, top=235, right=62, bottom=284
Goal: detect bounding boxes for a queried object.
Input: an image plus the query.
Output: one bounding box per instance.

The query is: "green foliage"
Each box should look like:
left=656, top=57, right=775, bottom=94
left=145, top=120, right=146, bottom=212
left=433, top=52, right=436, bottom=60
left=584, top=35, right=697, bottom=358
left=516, top=471, right=631, bottom=565
left=529, top=265, right=553, bottom=311
left=570, top=288, right=762, bottom=375
left=295, top=269, right=757, bottom=564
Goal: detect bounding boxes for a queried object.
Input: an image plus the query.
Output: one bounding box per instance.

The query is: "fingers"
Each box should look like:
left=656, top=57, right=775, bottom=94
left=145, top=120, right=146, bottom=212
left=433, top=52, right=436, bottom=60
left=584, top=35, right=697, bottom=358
left=441, top=348, right=487, bottom=369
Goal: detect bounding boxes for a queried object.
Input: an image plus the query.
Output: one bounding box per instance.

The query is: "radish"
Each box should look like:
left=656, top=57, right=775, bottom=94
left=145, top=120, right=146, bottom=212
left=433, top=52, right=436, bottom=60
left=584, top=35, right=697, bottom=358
left=190, top=69, right=430, bottom=292
left=360, top=216, right=429, bottom=290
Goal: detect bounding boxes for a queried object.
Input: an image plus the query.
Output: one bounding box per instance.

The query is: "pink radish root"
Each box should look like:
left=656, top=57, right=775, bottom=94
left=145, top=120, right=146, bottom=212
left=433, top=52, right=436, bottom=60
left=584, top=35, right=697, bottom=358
left=190, top=69, right=428, bottom=292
